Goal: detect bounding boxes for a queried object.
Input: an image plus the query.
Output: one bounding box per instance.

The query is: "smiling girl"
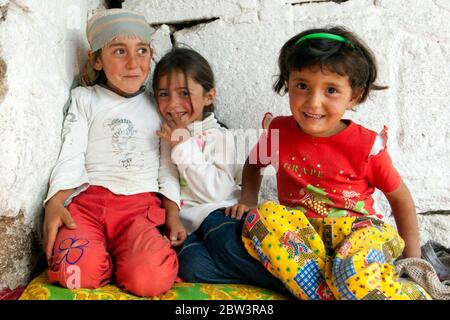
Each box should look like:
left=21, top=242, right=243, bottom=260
left=229, top=27, right=431, bottom=300
left=152, top=48, right=285, bottom=291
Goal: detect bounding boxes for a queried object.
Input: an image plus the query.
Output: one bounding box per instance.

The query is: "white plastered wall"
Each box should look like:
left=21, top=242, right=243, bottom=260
left=125, top=0, right=450, bottom=242
left=0, top=0, right=448, bottom=289
left=0, top=0, right=102, bottom=289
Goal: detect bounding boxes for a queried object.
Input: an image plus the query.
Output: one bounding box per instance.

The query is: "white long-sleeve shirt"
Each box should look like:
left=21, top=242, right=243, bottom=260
left=44, top=85, right=180, bottom=207
left=171, top=113, right=242, bottom=235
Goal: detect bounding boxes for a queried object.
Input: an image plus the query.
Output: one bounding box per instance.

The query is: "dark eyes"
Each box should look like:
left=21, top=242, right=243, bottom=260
left=296, top=83, right=338, bottom=94
left=157, top=90, right=190, bottom=98
left=137, top=47, right=149, bottom=55
left=296, top=83, right=308, bottom=90
left=327, top=87, right=337, bottom=94
left=113, top=47, right=149, bottom=55
left=113, top=48, right=126, bottom=55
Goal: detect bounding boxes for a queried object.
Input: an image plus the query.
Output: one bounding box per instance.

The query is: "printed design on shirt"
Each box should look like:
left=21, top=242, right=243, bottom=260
left=298, top=185, right=333, bottom=216
left=327, top=207, right=348, bottom=218
left=289, top=205, right=307, bottom=214
left=283, top=161, right=322, bottom=178
left=104, top=118, right=141, bottom=169
left=341, top=190, right=368, bottom=215
left=61, top=112, right=77, bottom=144
left=342, top=190, right=360, bottom=209
left=195, top=132, right=208, bottom=149
left=54, top=237, right=89, bottom=266
left=179, top=177, right=188, bottom=188
left=283, top=156, right=371, bottom=217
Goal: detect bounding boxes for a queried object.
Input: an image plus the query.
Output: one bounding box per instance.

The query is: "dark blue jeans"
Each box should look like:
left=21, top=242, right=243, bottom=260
left=178, top=209, right=286, bottom=293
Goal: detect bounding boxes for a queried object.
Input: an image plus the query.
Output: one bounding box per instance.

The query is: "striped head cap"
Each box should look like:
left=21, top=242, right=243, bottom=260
left=86, top=9, right=152, bottom=52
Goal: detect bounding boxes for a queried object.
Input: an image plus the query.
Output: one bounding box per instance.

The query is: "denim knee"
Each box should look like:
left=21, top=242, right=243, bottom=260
left=178, top=242, right=210, bottom=282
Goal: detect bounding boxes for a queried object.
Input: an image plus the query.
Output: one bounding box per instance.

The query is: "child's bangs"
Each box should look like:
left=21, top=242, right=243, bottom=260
left=319, top=58, right=351, bottom=78
left=103, top=34, right=151, bottom=48
left=157, top=65, right=190, bottom=89
left=288, top=51, right=360, bottom=88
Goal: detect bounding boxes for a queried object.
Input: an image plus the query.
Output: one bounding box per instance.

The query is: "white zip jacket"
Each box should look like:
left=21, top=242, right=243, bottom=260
left=171, top=113, right=242, bottom=235
left=44, top=85, right=180, bottom=207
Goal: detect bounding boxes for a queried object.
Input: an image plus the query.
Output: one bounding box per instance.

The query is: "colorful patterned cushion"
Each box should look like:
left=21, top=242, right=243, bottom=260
left=19, top=272, right=289, bottom=300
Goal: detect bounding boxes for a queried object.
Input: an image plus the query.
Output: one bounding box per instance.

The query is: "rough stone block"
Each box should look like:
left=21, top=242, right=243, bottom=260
left=0, top=0, right=102, bottom=290
left=124, top=0, right=255, bottom=24
left=385, top=213, right=450, bottom=247
left=0, top=57, right=7, bottom=103
left=151, top=24, right=172, bottom=61
left=0, top=213, right=41, bottom=290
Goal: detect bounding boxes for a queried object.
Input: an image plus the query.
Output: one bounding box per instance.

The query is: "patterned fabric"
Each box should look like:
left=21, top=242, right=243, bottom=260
left=0, top=286, right=25, bottom=300
left=395, top=258, right=450, bottom=300
left=87, top=9, right=152, bottom=52
left=19, top=272, right=289, bottom=300
left=242, top=201, right=432, bottom=300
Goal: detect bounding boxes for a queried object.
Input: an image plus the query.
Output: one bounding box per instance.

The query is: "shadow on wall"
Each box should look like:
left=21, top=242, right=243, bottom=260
left=290, top=0, right=349, bottom=5
left=104, top=0, right=124, bottom=9
left=152, top=18, right=220, bottom=46
left=0, top=57, right=7, bottom=103
left=0, top=1, right=8, bottom=103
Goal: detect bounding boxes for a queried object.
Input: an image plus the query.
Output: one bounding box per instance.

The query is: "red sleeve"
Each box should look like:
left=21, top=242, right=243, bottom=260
left=366, top=149, right=401, bottom=193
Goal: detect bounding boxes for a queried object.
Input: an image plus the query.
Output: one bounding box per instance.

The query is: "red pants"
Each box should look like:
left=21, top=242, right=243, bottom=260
left=48, top=186, right=178, bottom=297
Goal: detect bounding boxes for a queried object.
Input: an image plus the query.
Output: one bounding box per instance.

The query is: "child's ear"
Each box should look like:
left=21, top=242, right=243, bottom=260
left=88, top=51, right=103, bottom=71
left=204, top=88, right=216, bottom=105
left=348, top=87, right=364, bottom=109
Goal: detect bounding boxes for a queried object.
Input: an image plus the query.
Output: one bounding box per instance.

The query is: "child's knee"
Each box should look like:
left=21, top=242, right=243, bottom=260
left=48, top=242, right=112, bottom=289
left=126, top=266, right=177, bottom=297
left=178, top=249, right=203, bottom=282
left=117, top=249, right=178, bottom=297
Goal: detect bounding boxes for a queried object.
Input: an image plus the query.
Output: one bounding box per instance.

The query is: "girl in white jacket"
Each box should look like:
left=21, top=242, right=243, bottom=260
left=153, top=47, right=285, bottom=292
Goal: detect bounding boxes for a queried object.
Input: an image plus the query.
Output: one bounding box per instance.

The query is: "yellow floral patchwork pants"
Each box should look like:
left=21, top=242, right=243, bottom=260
left=242, top=201, right=431, bottom=300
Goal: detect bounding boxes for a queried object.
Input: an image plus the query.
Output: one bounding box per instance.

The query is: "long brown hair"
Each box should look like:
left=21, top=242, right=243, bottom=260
left=79, top=50, right=106, bottom=87
left=152, top=47, right=215, bottom=117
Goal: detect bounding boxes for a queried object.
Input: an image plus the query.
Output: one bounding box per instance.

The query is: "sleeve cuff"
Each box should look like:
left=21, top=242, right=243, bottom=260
left=171, top=138, right=205, bottom=167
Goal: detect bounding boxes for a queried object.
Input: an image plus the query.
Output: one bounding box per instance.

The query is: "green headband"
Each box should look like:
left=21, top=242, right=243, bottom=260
left=294, top=33, right=348, bottom=46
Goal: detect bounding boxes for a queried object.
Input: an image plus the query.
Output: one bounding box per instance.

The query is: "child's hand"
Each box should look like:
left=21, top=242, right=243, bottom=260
left=165, top=215, right=187, bottom=247
left=43, top=201, right=77, bottom=264
left=156, top=116, right=191, bottom=148
left=224, top=203, right=253, bottom=220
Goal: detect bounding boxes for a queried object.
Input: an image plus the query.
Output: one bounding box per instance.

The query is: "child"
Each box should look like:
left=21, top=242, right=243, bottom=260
left=229, top=27, right=432, bottom=300
left=42, top=9, right=185, bottom=297
left=153, top=47, right=285, bottom=292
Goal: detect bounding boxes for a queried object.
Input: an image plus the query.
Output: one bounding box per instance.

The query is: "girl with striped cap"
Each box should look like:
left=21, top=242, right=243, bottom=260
left=42, top=9, right=185, bottom=297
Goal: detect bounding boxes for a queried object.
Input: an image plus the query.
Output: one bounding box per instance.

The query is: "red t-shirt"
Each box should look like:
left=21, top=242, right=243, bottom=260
left=251, top=116, right=401, bottom=218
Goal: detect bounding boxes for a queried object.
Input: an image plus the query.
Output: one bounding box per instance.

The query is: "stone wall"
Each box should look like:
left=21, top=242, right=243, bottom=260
left=127, top=0, right=450, bottom=242
left=0, top=0, right=448, bottom=290
left=0, top=0, right=103, bottom=290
